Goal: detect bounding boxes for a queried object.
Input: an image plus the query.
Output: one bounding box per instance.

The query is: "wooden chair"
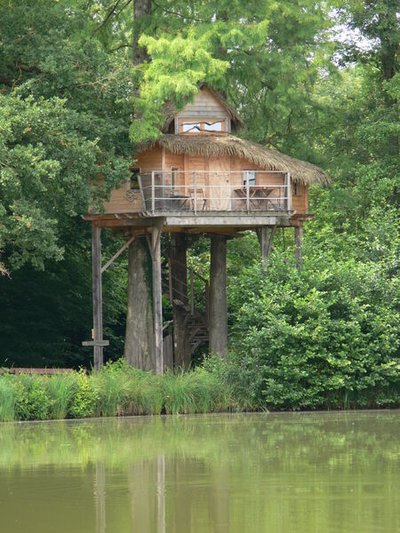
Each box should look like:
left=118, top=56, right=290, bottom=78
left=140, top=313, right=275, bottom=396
left=188, top=187, right=207, bottom=211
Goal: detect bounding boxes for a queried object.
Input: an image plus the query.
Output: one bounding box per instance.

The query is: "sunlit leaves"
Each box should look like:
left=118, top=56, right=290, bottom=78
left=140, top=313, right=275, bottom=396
left=129, top=32, right=228, bottom=143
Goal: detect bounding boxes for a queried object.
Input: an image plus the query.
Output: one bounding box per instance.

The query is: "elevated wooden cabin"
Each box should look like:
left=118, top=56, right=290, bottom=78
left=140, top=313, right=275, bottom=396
left=85, top=85, right=329, bottom=372
left=101, top=86, right=328, bottom=230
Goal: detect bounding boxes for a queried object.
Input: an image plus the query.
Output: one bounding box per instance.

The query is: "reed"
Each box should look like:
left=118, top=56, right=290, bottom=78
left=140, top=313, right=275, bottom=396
left=0, top=359, right=247, bottom=422
left=0, top=376, right=16, bottom=421
left=46, top=373, right=78, bottom=419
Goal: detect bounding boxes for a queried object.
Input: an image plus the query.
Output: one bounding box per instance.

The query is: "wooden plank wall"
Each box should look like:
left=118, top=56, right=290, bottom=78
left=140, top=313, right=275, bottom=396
left=103, top=181, right=143, bottom=213
left=137, top=148, right=163, bottom=172
left=291, top=183, right=307, bottom=214
left=175, top=89, right=231, bottom=132
left=165, top=151, right=184, bottom=191
left=103, top=149, right=162, bottom=214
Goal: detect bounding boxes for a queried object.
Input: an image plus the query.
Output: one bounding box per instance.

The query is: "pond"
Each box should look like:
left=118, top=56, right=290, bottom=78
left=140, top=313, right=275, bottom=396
left=0, top=411, right=399, bottom=532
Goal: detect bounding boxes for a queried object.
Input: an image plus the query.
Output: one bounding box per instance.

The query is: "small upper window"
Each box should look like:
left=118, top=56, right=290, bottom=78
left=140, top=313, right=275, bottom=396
left=182, top=122, right=201, bottom=132
left=203, top=121, right=223, bottom=132
left=181, top=120, right=224, bottom=133
left=243, top=170, right=256, bottom=186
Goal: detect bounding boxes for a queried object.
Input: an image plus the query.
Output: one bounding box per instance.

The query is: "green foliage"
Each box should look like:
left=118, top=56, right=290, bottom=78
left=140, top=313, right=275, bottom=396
left=14, top=375, right=53, bottom=420
left=228, top=249, right=400, bottom=410
left=162, top=367, right=233, bottom=414
left=69, top=369, right=98, bottom=419
left=129, top=32, right=228, bottom=143
left=46, top=373, right=78, bottom=419
left=0, top=0, right=399, bottom=412
left=0, top=375, right=17, bottom=421
left=202, top=355, right=259, bottom=411
left=0, top=361, right=242, bottom=421
left=123, top=367, right=164, bottom=415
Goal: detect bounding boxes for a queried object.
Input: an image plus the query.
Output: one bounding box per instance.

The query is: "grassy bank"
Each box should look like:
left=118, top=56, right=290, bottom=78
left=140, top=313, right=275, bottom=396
left=0, top=360, right=253, bottom=422
left=0, top=356, right=398, bottom=422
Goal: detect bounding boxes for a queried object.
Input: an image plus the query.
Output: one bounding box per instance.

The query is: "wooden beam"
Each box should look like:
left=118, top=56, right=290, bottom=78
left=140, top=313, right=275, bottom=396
left=164, top=215, right=290, bottom=227
left=151, top=225, right=164, bottom=374
left=82, top=340, right=110, bottom=347
left=92, top=224, right=104, bottom=370
left=101, top=235, right=135, bottom=273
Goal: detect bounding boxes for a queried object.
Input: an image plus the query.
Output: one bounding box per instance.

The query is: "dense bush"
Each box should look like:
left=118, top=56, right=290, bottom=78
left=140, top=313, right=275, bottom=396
left=228, top=253, right=400, bottom=410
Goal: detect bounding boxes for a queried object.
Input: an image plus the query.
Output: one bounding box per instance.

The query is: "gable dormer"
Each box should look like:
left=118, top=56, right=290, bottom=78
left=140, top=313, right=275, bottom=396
left=170, top=85, right=242, bottom=135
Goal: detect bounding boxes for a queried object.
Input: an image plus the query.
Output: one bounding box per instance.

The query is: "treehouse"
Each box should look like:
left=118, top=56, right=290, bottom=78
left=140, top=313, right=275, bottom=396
left=84, top=85, right=329, bottom=372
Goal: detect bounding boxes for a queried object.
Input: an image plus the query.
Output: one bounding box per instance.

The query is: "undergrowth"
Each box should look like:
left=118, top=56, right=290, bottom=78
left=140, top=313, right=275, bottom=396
left=0, top=359, right=247, bottom=422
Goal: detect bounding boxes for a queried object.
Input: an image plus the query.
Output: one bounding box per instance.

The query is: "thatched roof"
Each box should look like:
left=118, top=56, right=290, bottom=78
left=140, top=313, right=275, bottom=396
left=145, top=134, right=330, bottom=185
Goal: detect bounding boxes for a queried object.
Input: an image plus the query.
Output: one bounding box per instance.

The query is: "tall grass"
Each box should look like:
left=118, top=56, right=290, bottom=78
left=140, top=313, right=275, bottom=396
left=46, top=374, right=78, bottom=419
left=0, top=376, right=16, bottom=421
left=0, top=359, right=249, bottom=422
left=162, top=368, right=233, bottom=414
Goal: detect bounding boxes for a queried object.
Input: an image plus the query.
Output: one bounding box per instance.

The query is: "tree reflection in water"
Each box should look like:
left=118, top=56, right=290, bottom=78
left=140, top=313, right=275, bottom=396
left=0, top=412, right=399, bottom=533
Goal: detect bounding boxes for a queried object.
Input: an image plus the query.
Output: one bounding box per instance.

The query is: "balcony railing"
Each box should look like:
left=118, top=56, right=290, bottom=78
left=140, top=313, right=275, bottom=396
left=134, top=171, right=292, bottom=215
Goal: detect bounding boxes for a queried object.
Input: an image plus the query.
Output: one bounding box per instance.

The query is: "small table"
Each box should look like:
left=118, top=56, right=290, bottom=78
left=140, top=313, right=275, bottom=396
left=161, top=194, right=190, bottom=211
left=233, top=186, right=277, bottom=210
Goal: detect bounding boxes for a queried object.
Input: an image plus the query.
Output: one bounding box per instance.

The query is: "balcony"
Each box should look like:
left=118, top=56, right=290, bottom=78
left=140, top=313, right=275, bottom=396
left=133, top=171, right=292, bottom=216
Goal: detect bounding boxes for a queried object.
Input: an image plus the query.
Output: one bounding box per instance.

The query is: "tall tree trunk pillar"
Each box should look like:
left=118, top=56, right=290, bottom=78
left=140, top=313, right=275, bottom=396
left=124, top=238, right=155, bottom=370
left=169, top=234, right=191, bottom=368
left=209, top=235, right=228, bottom=356
left=258, top=226, right=275, bottom=271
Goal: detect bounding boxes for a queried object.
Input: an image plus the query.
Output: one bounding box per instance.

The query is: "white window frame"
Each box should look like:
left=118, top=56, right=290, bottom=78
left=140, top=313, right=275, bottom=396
left=203, top=120, right=223, bottom=132
left=242, top=170, right=256, bottom=186
left=182, top=122, right=201, bottom=132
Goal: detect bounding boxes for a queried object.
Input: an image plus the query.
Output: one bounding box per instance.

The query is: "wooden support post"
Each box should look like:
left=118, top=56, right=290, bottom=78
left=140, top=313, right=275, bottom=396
left=151, top=226, right=163, bottom=374
left=151, top=171, right=155, bottom=214
left=286, top=172, right=292, bottom=212
left=294, top=224, right=304, bottom=268
left=209, top=235, right=228, bottom=356
left=246, top=174, right=250, bottom=213
left=194, top=172, right=198, bottom=215
left=92, top=224, right=104, bottom=370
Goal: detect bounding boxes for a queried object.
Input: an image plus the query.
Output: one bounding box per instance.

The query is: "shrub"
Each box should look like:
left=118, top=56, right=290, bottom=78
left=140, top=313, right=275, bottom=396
left=230, top=258, right=400, bottom=410
left=68, top=369, right=98, bottom=418
left=14, top=375, right=53, bottom=420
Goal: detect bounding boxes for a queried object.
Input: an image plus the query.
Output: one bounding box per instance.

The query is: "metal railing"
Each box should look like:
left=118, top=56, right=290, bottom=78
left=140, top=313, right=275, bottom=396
left=134, top=171, right=292, bottom=215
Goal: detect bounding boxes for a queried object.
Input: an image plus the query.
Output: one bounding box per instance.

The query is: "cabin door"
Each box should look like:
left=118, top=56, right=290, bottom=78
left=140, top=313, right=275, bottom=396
left=208, top=157, right=231, bottom=211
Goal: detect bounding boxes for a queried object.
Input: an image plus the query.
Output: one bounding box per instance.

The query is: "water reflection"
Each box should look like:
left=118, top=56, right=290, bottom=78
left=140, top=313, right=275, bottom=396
left=0, top=412, right=399, bottom=532
left=95, top=463, right=106, bottom=533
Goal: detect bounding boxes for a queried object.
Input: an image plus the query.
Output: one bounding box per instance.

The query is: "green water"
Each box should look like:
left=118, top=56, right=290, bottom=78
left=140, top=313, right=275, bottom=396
left=0, top=412, right=399, bottom=533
